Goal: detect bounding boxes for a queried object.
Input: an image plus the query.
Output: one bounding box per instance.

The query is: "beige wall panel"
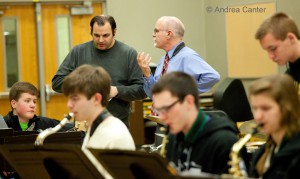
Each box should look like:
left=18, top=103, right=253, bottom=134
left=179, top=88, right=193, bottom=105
left=226, top=2, right=277, bottom=78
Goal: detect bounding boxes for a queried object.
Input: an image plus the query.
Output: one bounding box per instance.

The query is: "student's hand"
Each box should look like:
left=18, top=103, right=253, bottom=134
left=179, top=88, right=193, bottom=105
left=110, top=86, right=118, bottom=98
left=137, top=52, right=152, bottom=78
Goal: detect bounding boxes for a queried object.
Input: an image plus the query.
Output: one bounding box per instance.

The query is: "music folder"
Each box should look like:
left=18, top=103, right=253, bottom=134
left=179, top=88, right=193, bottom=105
left=0, top=144, right=104, bottom=179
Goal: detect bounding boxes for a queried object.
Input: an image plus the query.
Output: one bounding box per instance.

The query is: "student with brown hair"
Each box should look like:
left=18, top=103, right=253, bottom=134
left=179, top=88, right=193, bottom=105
left=2, top=81, right=73, bottom=178
left=62, top=64, right=135, bottom=150
left=151, top=71, right=238, bottom=175
left=4, top=81, right=63, bottom=131
left=62, top=64, right=135, bottom=179
left=255, top=12, right=300, bottom=87
left=249, top=74, right=300, bottom=179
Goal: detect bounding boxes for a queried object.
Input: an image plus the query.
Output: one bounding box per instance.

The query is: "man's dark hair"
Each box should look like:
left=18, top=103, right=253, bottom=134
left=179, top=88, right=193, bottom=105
left=90, top=15, right=117, bottom=36
left=151, top=72, right=199, bottom=108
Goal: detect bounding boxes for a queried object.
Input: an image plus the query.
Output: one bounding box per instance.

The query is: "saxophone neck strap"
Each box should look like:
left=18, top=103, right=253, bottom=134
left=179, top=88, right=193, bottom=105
left=90, top=109, right=112, bottom=137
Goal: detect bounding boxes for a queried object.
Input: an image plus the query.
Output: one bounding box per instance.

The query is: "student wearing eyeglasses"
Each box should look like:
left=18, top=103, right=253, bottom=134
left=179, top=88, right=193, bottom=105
left=151, top=71, right=239, bottom=176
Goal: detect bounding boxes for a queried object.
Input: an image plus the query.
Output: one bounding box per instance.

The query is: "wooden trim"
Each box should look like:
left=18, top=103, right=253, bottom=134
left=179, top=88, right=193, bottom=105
left=0, top=0, right=105, bottom=6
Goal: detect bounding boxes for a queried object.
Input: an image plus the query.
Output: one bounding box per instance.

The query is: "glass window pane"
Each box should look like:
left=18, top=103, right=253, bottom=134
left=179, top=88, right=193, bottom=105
left=3, top=17, right=19, bottom=89
left=56, top=16, right=71, bottom=65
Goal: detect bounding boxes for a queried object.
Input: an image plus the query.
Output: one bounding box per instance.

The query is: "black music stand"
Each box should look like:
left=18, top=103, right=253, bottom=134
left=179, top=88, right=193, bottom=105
left=89, top=149, right=217, bottom=179
left=0, top=144, right=104, bottom=179
left=0, top=131, right=84, bottom=173
left=0, top=129, right=14, bottom=172
left=4, top=131, right=83, bottom=145
left=89, top=149, right=175, bottom=179
left=0, top=128, right=13, bottom=138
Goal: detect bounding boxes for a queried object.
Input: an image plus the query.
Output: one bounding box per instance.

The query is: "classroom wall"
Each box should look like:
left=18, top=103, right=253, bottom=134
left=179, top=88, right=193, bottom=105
left=203, top=0, right=300, bottom=91
left=204, top=0, right=300, bottom=80
left=106, top=0, right=300, bottom=91
left=106, top=0, right=206, bottom=66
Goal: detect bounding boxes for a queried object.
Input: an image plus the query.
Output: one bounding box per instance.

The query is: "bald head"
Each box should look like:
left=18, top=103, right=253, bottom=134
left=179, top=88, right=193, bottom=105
left=157, top=16, right=185, bottom=38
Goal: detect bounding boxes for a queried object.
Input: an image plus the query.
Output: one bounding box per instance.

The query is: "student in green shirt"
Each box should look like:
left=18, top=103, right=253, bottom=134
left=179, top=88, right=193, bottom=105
left=3, top=81, right=68, bottom=131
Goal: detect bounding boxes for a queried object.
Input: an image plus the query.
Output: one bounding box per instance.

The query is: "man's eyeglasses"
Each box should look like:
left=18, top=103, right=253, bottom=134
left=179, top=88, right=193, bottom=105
left=154, top=99, right=180, bottom=115
left=153, top=28, right=168, bottom=34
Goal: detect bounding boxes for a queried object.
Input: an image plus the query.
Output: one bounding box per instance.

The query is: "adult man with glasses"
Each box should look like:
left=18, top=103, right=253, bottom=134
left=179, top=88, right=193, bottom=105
left=151, top=71, right=239, bottom=175
left=137, top=16, right=220, bottom=151
left=137, top=16, right=220, bottom=98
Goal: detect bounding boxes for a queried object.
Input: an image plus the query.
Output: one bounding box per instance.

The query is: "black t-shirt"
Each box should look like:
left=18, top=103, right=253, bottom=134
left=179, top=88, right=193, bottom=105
left=287, top=58, right=300, bottom=83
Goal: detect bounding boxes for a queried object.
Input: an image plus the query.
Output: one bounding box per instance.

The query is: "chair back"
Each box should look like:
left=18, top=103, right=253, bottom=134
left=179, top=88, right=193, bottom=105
left=213, top=78, right=253, bottom=122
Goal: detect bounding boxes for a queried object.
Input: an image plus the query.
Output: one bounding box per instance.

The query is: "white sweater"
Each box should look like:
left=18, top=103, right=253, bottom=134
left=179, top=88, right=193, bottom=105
left=82, top=116, right=136, bottom=178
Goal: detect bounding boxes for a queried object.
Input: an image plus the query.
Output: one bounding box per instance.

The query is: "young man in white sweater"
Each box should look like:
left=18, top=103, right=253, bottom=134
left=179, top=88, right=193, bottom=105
left=62, top=64, right=135, bottom=178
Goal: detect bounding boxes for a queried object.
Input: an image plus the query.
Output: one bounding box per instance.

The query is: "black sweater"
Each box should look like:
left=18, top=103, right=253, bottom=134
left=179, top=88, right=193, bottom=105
left=249, top=133, right=300, bottom=179
left=287, top=58, right=300, bottom=83
left=4, top=111, right=73, bottom=132
left=166, top=111, right=239, bottom=175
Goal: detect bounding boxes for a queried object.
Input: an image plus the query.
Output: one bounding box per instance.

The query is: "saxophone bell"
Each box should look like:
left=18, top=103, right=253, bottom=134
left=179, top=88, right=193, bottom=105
left=227, top=124, right=260, bottom=177
left=34, top=113, right=74, bottom=146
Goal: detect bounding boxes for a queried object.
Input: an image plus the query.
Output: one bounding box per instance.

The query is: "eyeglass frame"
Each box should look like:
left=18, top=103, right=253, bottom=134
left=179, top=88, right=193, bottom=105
left=154, top=99, right=180, bottom=115
left=153, top=28, right=169, bottom=34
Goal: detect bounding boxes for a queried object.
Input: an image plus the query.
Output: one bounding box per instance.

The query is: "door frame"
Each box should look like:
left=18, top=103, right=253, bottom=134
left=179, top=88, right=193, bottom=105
left=0, top=1, right=106, bottom=117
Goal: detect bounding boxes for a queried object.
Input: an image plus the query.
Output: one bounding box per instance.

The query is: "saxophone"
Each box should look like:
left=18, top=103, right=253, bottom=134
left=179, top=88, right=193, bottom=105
left=159, top=126, right=177, bottom=175
left=227, top=124, right=260, bottom=178
left=160, top=126, right=169, bottom=158
left=34, top=113, right=74, bottom=146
